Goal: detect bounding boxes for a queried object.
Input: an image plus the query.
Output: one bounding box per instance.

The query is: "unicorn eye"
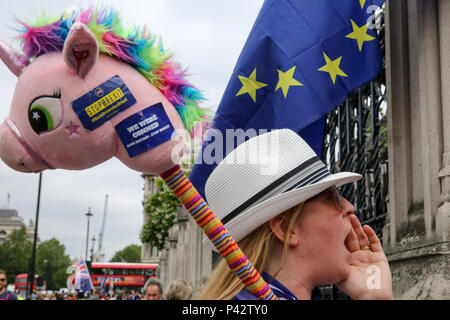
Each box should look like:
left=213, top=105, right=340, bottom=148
left=28, top=90, right=63, bottom=135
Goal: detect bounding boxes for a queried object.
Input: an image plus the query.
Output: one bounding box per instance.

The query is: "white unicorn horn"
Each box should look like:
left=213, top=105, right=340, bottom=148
left=0, top=40, right=29, bottom=77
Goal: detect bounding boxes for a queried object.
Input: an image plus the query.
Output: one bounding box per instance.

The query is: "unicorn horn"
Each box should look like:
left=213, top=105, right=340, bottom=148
left=0, top=40, right=29, bottom=77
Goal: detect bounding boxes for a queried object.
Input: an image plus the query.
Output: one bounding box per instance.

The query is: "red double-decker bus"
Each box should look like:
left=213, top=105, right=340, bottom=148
left=14, top=274, right=46, bottom=297
left=90, top=262, right=158, bottom=292
left=14, top=274, right=33, bottom=297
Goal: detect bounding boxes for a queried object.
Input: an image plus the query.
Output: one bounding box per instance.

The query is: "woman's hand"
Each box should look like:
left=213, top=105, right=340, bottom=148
left=336, top=214, right=393, bottom=300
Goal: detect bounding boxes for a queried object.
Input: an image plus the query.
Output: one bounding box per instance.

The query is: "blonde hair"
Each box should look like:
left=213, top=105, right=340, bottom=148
left=196, top=203, right=304, bottom=300
left=165, top=279, right=193, bottom=300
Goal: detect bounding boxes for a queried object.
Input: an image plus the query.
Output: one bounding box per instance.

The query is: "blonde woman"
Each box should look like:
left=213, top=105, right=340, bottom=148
left=197, top=130, right=392, bottom=300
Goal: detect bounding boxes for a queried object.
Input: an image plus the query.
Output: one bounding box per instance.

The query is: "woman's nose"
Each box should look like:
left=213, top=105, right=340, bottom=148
left=340, top=196, right=355, bottom=216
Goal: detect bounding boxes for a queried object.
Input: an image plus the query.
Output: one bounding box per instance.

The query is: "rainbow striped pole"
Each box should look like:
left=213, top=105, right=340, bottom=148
left=161, top=165, right=278, bottom=300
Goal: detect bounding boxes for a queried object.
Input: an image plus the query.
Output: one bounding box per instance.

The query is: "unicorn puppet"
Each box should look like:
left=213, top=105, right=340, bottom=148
left=0, top=8, right=277, bottom=300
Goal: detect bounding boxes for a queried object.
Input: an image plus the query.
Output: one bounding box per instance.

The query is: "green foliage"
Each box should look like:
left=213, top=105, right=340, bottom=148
left=36, top=238, right=72, bottom=290
left=110, top=244, right=142, bottom=263
left=0, top=227, right=32, bottom=283
left=140, top=178, right=180, bottom=250
left=139, top=137, right=198, bottom=251
left=0, top=227, right=73, bottom=290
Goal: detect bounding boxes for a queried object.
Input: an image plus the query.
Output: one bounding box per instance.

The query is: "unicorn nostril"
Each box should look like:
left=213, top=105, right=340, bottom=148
left=19, top=162, right=25, bottom=166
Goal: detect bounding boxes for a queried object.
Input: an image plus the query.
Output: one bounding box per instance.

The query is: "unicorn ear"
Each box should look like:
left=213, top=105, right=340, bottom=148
left=63, top=22, right=99, bottom=78
left=0, top=40, right=29, bottom=77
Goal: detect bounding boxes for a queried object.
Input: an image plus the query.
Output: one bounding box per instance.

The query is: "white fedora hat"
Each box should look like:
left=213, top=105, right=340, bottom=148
left=205, top=129, right=362, bottom=244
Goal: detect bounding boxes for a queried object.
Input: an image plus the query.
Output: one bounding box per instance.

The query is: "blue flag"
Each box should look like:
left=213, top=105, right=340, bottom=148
left=190, top=0, right=385, bottom=199
left=99, top=274, right=107, bottom=294
left=74, top=258, right=93, bottom=293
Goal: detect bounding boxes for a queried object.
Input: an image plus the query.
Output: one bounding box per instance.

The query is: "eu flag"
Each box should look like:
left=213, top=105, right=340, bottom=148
left=190, top=0, right=385, bottom=199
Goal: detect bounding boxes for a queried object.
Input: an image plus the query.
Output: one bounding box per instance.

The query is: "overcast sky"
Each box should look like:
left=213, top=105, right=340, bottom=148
left=0, top=0, right=264, bottom=262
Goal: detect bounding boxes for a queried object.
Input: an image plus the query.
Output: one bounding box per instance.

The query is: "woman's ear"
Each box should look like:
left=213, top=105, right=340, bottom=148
left=269, top=215, right=299, bottom=247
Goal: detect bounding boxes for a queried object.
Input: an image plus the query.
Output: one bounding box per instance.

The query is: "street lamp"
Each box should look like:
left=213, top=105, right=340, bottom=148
left=90, top=235, right=96, bottom=262
left=27, top=172, right=43, bottom=300
left=85, top=208, right=93, bottom=262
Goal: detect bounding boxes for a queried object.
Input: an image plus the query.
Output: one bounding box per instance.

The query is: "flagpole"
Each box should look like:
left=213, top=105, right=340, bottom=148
left=27, top=172, right=42, bottom=300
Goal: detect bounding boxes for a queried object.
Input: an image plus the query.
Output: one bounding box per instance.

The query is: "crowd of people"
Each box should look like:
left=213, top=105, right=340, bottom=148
left=1, top=269, right=193, bottom=301
left=26, top=289, right=144, bottom=300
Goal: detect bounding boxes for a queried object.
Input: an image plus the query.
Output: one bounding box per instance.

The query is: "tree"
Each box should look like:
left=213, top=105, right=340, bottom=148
left=0, top=228, right=73, bottom=289
left=110, top=244, right=142, bottom=262
left=36, top=238, right=72, bottom=290
left=140, top=147, right=197, bottom=251
left=140, top=178, right=180, bottom=250
left=0, top=227, right=33, bottom=283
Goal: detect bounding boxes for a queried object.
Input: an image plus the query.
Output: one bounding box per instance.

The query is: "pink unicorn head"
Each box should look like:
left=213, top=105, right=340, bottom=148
left=0, top=7, right=207, bottom=175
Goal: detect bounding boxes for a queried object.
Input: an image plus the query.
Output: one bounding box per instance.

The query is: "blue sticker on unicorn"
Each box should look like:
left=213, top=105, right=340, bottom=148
left=72, top=75, right=137, bottom=130
left=115, top=103, right=176, bottom=158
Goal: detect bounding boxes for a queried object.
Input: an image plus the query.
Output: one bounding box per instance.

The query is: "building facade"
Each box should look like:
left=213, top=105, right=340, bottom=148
left=383, top=0, right=449, bottom=299
left=0, top=208, right=37, bottom=245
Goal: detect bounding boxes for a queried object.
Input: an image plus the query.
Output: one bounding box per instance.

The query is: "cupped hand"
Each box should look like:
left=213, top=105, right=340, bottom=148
left=336, top=214, right=393, bottom=300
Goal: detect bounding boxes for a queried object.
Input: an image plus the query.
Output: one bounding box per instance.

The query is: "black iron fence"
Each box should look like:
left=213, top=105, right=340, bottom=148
left=319, top=7, right=387, bottom=300
left=322, top=73, right=388, bottom=238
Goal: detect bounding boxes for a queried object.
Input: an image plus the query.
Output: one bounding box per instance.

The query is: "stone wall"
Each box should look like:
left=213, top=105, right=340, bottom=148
left=384, top=0, right=450, bottom=299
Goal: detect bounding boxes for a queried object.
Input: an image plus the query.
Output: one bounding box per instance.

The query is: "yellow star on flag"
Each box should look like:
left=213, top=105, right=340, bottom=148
left=318, top=52, right=348, bottom=85
left=346, top=19, right=375, bottom=51
left=236, top=67, right=268, bottom=102
left=359, top=0, right=366, bottom=9
left=275, top=66, right=303, bottom=98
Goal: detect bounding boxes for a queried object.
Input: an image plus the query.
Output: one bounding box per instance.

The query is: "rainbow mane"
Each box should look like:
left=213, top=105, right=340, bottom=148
left=15, top=7, right=208, bottom=132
